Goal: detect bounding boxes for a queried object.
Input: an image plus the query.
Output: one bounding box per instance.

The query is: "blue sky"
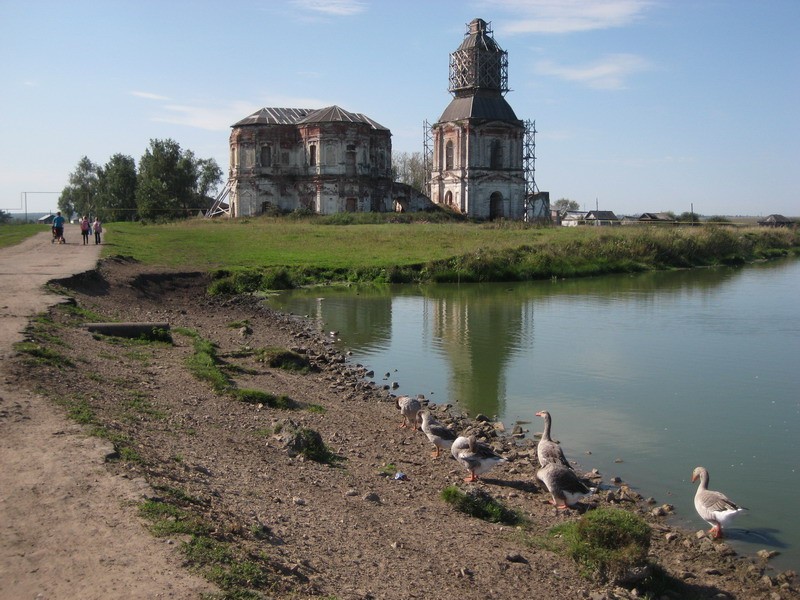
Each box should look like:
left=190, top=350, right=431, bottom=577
left=2, top=0, right=798, bottom=217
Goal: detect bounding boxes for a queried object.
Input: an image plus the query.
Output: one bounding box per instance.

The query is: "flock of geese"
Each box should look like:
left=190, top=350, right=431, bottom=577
left=397, top=396, right=748, bottom=538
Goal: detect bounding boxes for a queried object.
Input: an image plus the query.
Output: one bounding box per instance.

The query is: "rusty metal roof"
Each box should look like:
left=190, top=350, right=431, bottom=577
left=232, top=105, right=388, bottom=130
left=298, top=105, right=388, bottom=130
left=232, top=107, right=314, bottom=126
left=437, top=91, right=520, bottom=123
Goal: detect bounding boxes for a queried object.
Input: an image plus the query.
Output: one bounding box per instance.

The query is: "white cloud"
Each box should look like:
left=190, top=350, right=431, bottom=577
left=289, top=0, right=367, bottom=16
left=150, top=101, right=261, bottom=131
left=535, top=53, right=650, bottom=89
left=130, top=90, right=170, bottom=101
left=482, top=0, right=655, bottom=34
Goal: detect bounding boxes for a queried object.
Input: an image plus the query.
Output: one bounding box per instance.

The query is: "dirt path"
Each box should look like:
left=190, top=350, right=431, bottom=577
left=0, top=225, right=214, bottom=599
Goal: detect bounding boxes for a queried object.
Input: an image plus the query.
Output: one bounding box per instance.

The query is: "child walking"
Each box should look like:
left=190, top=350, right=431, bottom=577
left=92, top=217, right=102, bottom=244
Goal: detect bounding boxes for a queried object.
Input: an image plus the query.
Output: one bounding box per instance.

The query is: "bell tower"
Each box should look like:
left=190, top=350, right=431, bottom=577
left=430, top=18, right=526, bottom=219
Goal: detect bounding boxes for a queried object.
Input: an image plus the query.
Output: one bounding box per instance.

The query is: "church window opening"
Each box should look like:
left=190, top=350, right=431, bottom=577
left=445, top=140, right=454, bottom=170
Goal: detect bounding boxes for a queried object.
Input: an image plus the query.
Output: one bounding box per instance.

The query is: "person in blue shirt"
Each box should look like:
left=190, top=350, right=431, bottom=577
left=52, top=211, right=65, bottom=244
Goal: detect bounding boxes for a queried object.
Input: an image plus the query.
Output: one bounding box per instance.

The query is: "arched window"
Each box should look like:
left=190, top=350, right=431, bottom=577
left=445, top=140, right=454, bottom=170
left=490, top=191, right=503, bottom=219
left=326, top=144, right=336, bottom=166
left=444, top=191, right=453, bottom=206
left=309, top=145, right=317, bottom=166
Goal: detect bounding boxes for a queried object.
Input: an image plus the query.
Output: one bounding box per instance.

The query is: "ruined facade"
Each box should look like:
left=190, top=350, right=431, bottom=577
left=228, top=105, right=429, bottom=217
left=430, top=19, right=527, bottom=220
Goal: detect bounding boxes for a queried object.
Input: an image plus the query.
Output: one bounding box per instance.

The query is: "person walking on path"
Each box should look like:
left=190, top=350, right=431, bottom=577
left=92, top=217, right=102, bottom=245
left=52, top=211, right=65, bottom=244
left=80, top=216, right=90, bottom=245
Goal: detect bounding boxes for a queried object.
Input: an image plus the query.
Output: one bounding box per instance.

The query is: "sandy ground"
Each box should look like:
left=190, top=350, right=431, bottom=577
left=0, top=224, right=216, bottom=599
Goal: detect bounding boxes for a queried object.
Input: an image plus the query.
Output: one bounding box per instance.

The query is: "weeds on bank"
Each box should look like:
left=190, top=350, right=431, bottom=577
left=290, top=427, right=343, bottom=465
left=234, top=388, right=294, bottom=409
left=175, top=327, right=233, bottom=393
left=139, top=494, right=278, bottom=598
left=254, top=347, right=315, bottom=373
left=543, top=507, right=651, bottom=583
left=13, top=341, right=74, bottom=368
left=441, top=485, right=527, bottom=526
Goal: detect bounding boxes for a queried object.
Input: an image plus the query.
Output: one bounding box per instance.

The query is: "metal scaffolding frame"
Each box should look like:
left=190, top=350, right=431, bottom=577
left=523, top=119, right=548, bottom=222
left=205, top=179, right=233, bottom=218
left=448, top=20, right=509, bottom=95
left=422, top=119, right=433, bottom=196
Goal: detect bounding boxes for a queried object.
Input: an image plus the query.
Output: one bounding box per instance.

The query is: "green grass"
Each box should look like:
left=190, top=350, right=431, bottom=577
left=234, top=388, right=295, bottom=409
left=102, top=218, right=800, bottom=286
left=177, top=328, right=233, bottom=393
left=546, top=507, right=651, bottom=583
left=13, top=341, right=74, bottom=368
left=441, top=485, right=526, bottom=526
left=0, top=222, right=44, bottom=248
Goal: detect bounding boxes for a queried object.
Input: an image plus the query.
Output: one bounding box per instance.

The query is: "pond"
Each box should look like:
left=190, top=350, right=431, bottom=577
left=269, top=257, right=800, bottom=570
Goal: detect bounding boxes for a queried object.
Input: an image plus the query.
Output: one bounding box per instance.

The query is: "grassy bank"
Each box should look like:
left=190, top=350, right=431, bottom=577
left=102, top=216, right=799, bottom=289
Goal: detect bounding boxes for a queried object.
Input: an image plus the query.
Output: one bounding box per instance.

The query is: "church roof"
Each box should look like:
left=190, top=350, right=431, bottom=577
left=437, top=90, right=520, bottom=123
left=299, top=105, right=388, bottom=130
left=233, top=107, right=314, bottom=126
left=232, top=105, right=388, bottom=130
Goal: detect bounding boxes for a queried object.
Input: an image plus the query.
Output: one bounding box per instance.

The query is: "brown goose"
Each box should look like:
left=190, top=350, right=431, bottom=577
left=418, top=411, right=458, bottom=458
left=536, top=462, right=595, bottom=509
left=395, top=395, right=421, bottom=430
left=451, top=435, right=506, bottom=482
left=534, top=410, right=573, bottom=470
left=691, top=466, right=747, bottom=538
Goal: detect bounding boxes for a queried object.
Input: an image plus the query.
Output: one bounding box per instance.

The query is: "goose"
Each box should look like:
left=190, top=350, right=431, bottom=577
left=536, top=462, right=595, bottom=509
left=691, top=466, right=747, bottom=539
left=534, top=410, right=573, bottom=470
left=418, top=411, right=458, bottom=458
left=451, top=435, right=506, bottom=482
left=395, top=395, right=421, bottom=430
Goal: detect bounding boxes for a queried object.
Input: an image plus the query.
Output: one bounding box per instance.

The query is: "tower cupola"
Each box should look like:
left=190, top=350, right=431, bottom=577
left=448, top=18, right=509, bottom=96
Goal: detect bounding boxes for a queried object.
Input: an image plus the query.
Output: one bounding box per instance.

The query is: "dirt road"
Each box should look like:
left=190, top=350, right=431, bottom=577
left=0, top=225, right=213, bottom=599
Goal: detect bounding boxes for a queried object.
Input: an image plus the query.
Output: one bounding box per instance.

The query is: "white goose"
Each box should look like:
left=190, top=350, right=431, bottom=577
left=691, top=466, right=747, bottom=539
left=451, top=435, right=506, bottom=482
left=536, top=462, right=595, bottom=509
left=534, top=410, right=573, bottom=470
left=418, top=411, right=458, bottom=458
left=395, top=395, right=421, bottom=430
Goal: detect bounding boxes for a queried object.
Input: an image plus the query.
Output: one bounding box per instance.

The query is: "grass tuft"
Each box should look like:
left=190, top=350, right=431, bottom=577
left=547, top=507, right=651, bottom=583
left=441, top=485, right=526, bottom=526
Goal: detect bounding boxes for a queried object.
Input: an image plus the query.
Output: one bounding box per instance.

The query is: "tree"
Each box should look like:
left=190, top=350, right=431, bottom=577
left=392, top=151, right=428, bottom=194
left=0, top=210, right=12, bottom=224
left=677, top=211, right=700, bottom=224
left=553, top=198, right=580, bottom=213
left=97, top=154, right=138, bottom=222
left=194, top=157, right=223, bottom=211
left=136, top=139, right=222, bottom=220
left=58, top=156, right=100, bottom=218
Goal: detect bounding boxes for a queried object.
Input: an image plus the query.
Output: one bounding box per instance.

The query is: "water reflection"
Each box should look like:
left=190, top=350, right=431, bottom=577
left=272, top=264, right=753, bottom=417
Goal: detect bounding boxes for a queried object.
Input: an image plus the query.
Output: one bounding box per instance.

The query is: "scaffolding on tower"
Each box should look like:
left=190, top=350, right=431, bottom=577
left=422, top=120, right=433, bottom=197
left=523, top=119, right=550, bottom=223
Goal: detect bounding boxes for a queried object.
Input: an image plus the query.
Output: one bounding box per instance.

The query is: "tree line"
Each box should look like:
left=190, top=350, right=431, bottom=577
left=58, top=139, right=222, bottom=222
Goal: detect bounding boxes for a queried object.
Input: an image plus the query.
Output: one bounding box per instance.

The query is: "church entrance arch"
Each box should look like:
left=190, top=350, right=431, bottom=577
left=489, top=192, right=504, bottom=219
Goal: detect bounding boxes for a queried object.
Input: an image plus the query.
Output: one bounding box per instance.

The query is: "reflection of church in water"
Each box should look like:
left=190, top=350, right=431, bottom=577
left=428, top=291, right=534, bottom=417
